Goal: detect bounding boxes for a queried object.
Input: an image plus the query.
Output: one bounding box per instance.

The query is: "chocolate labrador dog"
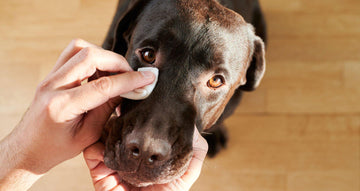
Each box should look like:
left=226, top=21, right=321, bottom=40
left=101, top=0, right=266, bottom=187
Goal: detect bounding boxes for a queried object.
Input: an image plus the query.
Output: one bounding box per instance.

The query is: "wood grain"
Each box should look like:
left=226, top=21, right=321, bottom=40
left=0, top=0, right=359, bottom=190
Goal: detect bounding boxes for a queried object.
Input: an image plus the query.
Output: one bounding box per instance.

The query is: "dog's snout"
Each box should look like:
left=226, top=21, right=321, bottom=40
left=124, top=132, right=171, bottom=165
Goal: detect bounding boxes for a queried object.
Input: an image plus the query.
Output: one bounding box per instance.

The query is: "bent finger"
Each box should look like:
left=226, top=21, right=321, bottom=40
left=76, top=98, right=122, bottom=147
left=51, top=46, right=132, bottom=89
left=94, top=174, right=126, bottom=191
left=91, top=163, right=118, bottom=184
left=65, top=71, right=155, bottom=116
left=83, top=142, right=105, bottom=162
left=51, top=38, right=98, bottom=73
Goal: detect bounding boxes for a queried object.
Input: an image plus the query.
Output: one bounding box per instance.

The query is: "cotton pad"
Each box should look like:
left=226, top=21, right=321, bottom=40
left=120, top=67, right=159, bottom=100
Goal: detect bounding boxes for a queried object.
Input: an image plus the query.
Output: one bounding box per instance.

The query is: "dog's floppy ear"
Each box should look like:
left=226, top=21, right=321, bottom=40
left=102, top=0, right=148, bottom=55
left=240, top=35, right=266, bottom=91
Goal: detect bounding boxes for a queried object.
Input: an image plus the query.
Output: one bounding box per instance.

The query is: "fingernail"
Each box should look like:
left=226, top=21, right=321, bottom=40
left=140, top=71, right=155, bottom=79
left=134, top=88, right=147, bottom=94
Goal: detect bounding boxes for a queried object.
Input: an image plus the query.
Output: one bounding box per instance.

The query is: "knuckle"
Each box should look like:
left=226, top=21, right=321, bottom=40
left=79, top=47, right=94, bottom=60
left=44, top=94, right=64, bottom=120
left=71, top=38, right=83, bottom=44
left=36, top=79, right=52, bottom=95
left=130, top=71, right=144, bottom=81
left=79, top=47, right=97, bottom=65
left=77, top=47, right=97, bottom=72
left=93, top=77, right=112, bottom=97
left=44, top=92, right=71, bottom=122
left=70, top=38, right=85, bottom=49
left=114, top=52, right=128, bottom=66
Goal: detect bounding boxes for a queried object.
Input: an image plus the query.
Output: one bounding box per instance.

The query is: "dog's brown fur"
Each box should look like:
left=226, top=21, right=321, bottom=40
left=101, top=0, right=266, bottom=187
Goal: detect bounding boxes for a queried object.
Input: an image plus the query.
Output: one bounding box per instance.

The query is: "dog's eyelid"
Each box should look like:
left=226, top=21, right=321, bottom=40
left=212, top=73, right=227, bottom=82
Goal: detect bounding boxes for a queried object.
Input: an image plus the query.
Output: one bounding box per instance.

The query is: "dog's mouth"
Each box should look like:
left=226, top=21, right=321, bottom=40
left=115, top=152, right=193, bottom=187
left=104, top=142, right=193, bottom=187
left=103, top=114, right=195, bottom=187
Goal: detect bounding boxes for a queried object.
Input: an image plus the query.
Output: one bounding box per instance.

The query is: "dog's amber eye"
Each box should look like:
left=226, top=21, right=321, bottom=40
left=141, top=49, right=156, bottom=64
left=207, top=75, right=225, bottom=89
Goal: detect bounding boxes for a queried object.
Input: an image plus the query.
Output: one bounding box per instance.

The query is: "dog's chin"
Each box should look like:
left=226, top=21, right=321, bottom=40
left=117, top=154, right=192, bottom=187
left=117, top=172, right=178, bottom=187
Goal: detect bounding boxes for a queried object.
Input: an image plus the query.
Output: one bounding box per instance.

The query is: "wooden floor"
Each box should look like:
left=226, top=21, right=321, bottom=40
left=1, top=0, right=359, bottom=190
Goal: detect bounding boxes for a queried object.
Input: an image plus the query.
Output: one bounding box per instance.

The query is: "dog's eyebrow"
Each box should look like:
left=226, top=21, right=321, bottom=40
left=214, top=67, right=229, bottom=76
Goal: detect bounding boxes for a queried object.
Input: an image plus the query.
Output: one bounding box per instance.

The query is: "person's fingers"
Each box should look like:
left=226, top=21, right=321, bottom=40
left=64, top=71, right=155, bottom=117
left=50, top=46, right=132, bottom=89
left=75, top=97, right=122, bottom=147
left=180, top=127, right=208, bottom=186
left=91, top=163, right=119, bottom=184
left=51, top=39, right=98, bottom=73
left=83, top=143, right=119, bottom=183
left=83, top=142, right=105, bottom=166
left=94, top=174, right=127, bottom=191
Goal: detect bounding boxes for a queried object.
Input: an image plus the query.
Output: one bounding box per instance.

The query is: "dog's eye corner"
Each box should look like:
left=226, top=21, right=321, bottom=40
left=140, top=48, right=156, bottom=64
left=207, top=75, right=225, bottom=89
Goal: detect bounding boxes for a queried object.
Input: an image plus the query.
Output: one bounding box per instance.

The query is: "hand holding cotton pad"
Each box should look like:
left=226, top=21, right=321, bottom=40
left=120, top=67, right=159, bottom=100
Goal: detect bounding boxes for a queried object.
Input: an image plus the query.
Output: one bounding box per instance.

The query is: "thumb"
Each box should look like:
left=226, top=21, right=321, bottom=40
left=180, top=127, right=208, bottom=188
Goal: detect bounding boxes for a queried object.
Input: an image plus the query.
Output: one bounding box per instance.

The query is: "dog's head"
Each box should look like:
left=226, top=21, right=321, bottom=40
left=103, top=0, right=265, bottom=187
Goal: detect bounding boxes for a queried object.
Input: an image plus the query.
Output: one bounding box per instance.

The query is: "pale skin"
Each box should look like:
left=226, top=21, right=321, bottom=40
left=0, top=39, right=208, bottom=191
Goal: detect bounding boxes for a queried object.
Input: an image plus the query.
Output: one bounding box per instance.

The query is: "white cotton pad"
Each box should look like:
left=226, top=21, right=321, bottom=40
left=120, top=67, right=159, bottom=100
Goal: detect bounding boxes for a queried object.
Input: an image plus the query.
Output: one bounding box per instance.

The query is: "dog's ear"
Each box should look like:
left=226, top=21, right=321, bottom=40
left=239, top=35, right=266, bottom=91
left=102, top=0, right=148, bottom=55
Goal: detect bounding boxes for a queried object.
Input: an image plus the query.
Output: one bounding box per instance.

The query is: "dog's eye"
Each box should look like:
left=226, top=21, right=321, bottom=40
left=207, top=75, right=225, bottom=89
left=141, top=49, right=156, bottom=64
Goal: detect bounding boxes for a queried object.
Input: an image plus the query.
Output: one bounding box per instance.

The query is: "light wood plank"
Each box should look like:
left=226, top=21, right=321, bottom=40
left=267, top=13, right=360, bottom=38
left=288, top=171, right=359, bottom=191
left=225, top=115, right=360, bottom=141
left=266, top=87, right=360, bottom=113
left=194, top=171, right=286, bottom=191
left=345, top=62, right=360, bottom=88
left=260, top=0, right=360, bottom=14
left=267, top=38, right=360, bottom=62
left=1, top=0, right=359, bottom=191
left=261, top=62, right=344, bottom=89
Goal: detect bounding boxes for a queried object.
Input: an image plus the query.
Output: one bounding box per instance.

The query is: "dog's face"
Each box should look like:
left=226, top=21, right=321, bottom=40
left=103, top=0, right=265, bottom=187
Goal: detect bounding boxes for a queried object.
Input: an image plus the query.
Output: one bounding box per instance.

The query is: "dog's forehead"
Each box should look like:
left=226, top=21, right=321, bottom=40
left=134, top=0, right=254, bottom=84
left=176, top=0, right=254, bottom=83
left=177, top=0, right=245, bottom=29
left=213, top=23, right=254, bottom=84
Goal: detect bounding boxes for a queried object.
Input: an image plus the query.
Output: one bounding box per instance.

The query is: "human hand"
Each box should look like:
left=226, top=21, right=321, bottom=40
left=83, top=127, right=208, bottom=191
left=2, top=39, right=156, bottom=175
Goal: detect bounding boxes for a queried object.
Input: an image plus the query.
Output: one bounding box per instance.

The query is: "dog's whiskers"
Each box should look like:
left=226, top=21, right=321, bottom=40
left=191, top=155, right=213, bottom=170
left=192, top=147, right=208, bottom=153
left=201, top=132, right=213, bottom=135
left=192, top=155, right=205, bottom=162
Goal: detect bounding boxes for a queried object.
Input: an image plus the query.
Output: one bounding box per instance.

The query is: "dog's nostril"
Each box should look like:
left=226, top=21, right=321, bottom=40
left=130, top=147, right=140, bottom=157
left=124, top=134, right=171, bottom=165
left=148, top=155, right=159, bottom=163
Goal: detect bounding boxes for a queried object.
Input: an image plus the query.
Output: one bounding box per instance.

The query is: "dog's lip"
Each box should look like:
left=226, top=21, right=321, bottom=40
left=104, top=116, right=197, bottom=188
left=118, top=172, right=155, bottom=187
left=114, top=150, right=193, bottom=187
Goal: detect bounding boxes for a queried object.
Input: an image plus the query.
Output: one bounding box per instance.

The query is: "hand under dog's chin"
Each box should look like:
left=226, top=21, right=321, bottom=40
left=117, top=153, right=192, bottom=187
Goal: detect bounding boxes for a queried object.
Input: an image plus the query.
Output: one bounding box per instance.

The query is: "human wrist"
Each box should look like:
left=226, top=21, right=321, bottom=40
left=0, top=130, right=42, bottom=191
left=0, top=168, right=41, bottom=191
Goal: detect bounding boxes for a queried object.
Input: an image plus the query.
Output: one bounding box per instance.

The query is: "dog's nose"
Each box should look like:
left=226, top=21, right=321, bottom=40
left=125, top=135, right=171, bottom=165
